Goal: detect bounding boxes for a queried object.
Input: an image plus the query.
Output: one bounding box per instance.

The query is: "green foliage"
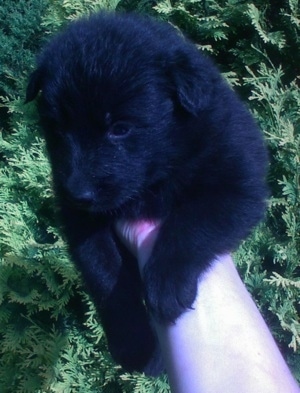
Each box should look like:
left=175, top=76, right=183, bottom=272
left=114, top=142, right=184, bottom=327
left=0, top=0, right=50, bottom=136
left=0, top=0, right=299, bottom=391
left=42, top=0, right=120, bottom=32
left=119, top=373, right=170, bottom=393
left=0, top=0, right=49, bottom=97
left=152, top=0, right=299, bottom=84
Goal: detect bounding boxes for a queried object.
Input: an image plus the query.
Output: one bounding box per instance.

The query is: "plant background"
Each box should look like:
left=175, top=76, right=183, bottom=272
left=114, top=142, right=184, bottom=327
left=0, top=0, right=299, bottom=392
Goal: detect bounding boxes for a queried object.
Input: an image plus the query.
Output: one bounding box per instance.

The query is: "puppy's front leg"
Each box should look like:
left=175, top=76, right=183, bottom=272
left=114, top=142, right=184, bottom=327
left=143, top=193, right=263, bottom=324
left=60, top=206, right=122, bottom=303
left=143, top=212, right=203, bottom=324
left=60, top=206, right=162, bottom=374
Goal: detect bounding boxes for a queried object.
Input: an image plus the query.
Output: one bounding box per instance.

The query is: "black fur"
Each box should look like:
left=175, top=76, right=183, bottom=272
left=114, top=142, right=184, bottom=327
left=26, top=12, right=268, bottom=375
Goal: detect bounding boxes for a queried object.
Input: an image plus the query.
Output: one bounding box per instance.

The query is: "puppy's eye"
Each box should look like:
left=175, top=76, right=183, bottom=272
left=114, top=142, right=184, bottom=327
left=108, top=123, right=132, bottom=139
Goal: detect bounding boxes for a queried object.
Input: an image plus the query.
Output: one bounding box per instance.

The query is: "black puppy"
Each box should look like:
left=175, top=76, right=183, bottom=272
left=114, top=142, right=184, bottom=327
left=26, top=12, right=268, bottom=374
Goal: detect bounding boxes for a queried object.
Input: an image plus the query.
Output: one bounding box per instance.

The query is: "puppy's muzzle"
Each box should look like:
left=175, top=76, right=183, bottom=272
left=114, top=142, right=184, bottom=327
left=66, top=189, right=96, bottom=210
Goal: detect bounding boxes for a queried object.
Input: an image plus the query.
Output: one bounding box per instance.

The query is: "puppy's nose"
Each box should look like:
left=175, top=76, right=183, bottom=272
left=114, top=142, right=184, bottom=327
left=69, top=190, right=95, bottom=209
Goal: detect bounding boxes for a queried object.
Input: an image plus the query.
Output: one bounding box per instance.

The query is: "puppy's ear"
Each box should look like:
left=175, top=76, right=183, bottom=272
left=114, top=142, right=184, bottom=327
left=25, top=68, right=44, bottom=103
left=169, top=49, right=214, bottom=115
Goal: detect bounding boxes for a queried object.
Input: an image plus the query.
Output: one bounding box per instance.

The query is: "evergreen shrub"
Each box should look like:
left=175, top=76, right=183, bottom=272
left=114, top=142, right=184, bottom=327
left=0, top=0, right=299, bottom=391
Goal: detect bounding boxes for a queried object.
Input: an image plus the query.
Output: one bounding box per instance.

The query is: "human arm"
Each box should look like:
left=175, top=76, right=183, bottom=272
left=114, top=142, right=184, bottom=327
left=115, top=220, right=300, bottom=393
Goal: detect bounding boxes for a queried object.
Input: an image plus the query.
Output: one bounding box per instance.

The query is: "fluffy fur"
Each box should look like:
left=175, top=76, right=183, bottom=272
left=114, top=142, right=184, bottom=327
left=26, top=12, right=268, bottom=375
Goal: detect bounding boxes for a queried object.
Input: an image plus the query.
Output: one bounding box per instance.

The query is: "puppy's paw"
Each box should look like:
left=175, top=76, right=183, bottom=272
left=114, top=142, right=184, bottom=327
left=143, top=263, right=199, bottom=323
left=107, top=329, right=163, bottom=376
left=102, top=302, right=164, bottom=375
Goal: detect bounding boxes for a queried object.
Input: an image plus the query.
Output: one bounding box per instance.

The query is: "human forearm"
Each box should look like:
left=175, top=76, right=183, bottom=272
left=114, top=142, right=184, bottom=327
left=155, top=255, right=299, bottom=393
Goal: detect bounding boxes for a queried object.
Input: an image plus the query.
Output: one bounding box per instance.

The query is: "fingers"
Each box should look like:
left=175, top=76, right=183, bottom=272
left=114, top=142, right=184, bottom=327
left=114, top=219, right=161, bottom=271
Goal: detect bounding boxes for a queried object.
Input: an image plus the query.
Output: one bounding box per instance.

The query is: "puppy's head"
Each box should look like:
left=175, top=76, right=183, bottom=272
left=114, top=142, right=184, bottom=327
left=26, top=13, right=216, bottom=213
